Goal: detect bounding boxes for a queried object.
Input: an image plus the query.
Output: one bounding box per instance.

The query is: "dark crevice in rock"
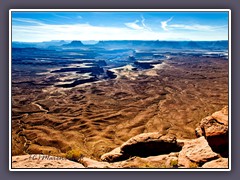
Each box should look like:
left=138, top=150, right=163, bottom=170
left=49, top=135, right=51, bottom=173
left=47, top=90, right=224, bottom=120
left=121, top=141, right=182, bottom=158
left=207, top=134, right=229, bottom=158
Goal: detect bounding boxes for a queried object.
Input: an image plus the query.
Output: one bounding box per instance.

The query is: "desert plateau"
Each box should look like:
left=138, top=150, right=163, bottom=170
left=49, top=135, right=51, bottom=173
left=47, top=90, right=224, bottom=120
left=11, top=40, right=229, bottom=169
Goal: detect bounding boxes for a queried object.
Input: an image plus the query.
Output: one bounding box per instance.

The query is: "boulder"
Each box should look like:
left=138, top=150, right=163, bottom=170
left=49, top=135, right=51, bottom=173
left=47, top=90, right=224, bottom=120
left=113, top=153, right=179, bottom=168
left=100, top=147, right=129, bottom=162
left=12, top=154, right=85, bottom=168
left=202, top=158, right=228, bottom=168
left=195, top=106, right=228, bottom=157
left=120, top=132, right=182, bottom=157
left=178, top=137, right=219, bottom=168
left=80, top=157, right=117, bottom=168
left=143, top=152, right=179, bottom=168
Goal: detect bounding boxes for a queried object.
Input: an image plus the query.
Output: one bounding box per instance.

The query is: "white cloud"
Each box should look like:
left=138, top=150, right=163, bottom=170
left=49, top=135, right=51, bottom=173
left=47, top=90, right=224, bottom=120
left=53, top=14, right=73, bottom=20
left=160, top=16, right=226, bottom=32
left=141, top=15, right=152, bottom=31
left=125, top=16, right=152, bottom=31
left=161, top=17, right=173, bottom=31
left=12, top=18, right=45, bottom=25
left=12, top=18, right=228, bottom=42
left=168, top=24, right=227, bottom=31
left=125, top=20, right=144, bottom=30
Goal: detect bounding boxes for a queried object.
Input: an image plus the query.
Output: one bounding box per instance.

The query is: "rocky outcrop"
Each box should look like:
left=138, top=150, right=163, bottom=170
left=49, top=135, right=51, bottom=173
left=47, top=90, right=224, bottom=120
left=101, top=132, right=182, bottom=162
left=80, top=157, right=117, bottom=168
left=120, top=132, right=182, bottom=157
left=178, top=137, right=219, bottom=168
left=113, top=153, right=179, bottom=168
left=12, top=155, right=85, bottom=168
left=81, top=153, right=179, bottom=168
left=100, top=147, right=129, bottom=162
left=99, top=107, right=229, bottom=169
left=195, top=106, right=228, bottom=157
left=202, top=158, right=228, bottom=168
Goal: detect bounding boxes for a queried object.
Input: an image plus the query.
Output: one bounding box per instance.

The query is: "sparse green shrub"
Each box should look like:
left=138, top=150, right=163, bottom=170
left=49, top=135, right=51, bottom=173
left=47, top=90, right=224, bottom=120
left=138, top=162, right=155, bottom=168
left=139, top=162, right=166, bottom=168
left=189, top=162, right=198, bottom=168
left=160, top=164, right=167, bottom=168
left=65, top=149, right=83, bottom=162
left=170, top=159, right=178, bottom=168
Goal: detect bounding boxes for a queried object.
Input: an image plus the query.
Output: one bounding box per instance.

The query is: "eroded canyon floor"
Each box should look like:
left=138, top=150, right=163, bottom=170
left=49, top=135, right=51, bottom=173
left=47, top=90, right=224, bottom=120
left=12, top=56, right=228, bottom=160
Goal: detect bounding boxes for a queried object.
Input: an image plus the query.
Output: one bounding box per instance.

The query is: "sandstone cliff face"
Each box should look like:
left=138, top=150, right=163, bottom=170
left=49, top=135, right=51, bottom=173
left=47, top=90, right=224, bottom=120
left=12, top=107, right=229, bottom=169
left=178, top=137, right=219, bottom=168
left=195, top=106, right=228, bottom=157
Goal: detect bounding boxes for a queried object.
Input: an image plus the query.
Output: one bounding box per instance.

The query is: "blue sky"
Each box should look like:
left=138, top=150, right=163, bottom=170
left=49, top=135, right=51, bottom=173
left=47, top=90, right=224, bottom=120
left=12, top=11, right=229, bottom=42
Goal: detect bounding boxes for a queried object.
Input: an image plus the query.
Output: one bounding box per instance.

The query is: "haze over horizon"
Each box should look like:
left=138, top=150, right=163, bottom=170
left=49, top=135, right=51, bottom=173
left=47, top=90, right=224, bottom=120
left=12, top=11, right=229, bottom=42
left=13, top=39, right=229, bottom=43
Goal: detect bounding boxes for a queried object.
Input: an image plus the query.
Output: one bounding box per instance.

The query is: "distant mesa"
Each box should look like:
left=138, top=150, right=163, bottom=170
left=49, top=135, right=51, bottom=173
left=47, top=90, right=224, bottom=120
left=128, top=55, right=135, bottom=61
left=134, top=60, right=162, bottom=69
left=96, top=60, right=107, bottom=67
left=63, top=40, right=84, bottom=47
left=58, top=40, right=67, bottom=44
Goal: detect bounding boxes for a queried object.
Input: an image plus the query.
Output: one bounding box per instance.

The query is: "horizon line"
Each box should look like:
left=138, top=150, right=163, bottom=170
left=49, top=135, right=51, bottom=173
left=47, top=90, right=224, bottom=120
left=12, top=39, right=229, bottom=43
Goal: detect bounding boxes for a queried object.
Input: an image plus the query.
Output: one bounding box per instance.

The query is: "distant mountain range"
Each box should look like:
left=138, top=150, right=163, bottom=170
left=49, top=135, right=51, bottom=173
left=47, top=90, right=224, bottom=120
left=95, top=40, right=228, bottom=50
left=12, top=40, right=228, bottom=50
left=12, top=40, right=70, bottom=48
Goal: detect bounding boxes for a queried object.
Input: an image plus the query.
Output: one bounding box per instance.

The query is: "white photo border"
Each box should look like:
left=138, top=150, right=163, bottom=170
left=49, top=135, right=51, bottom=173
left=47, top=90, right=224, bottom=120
left=9, top=9, right=231, bottom=171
